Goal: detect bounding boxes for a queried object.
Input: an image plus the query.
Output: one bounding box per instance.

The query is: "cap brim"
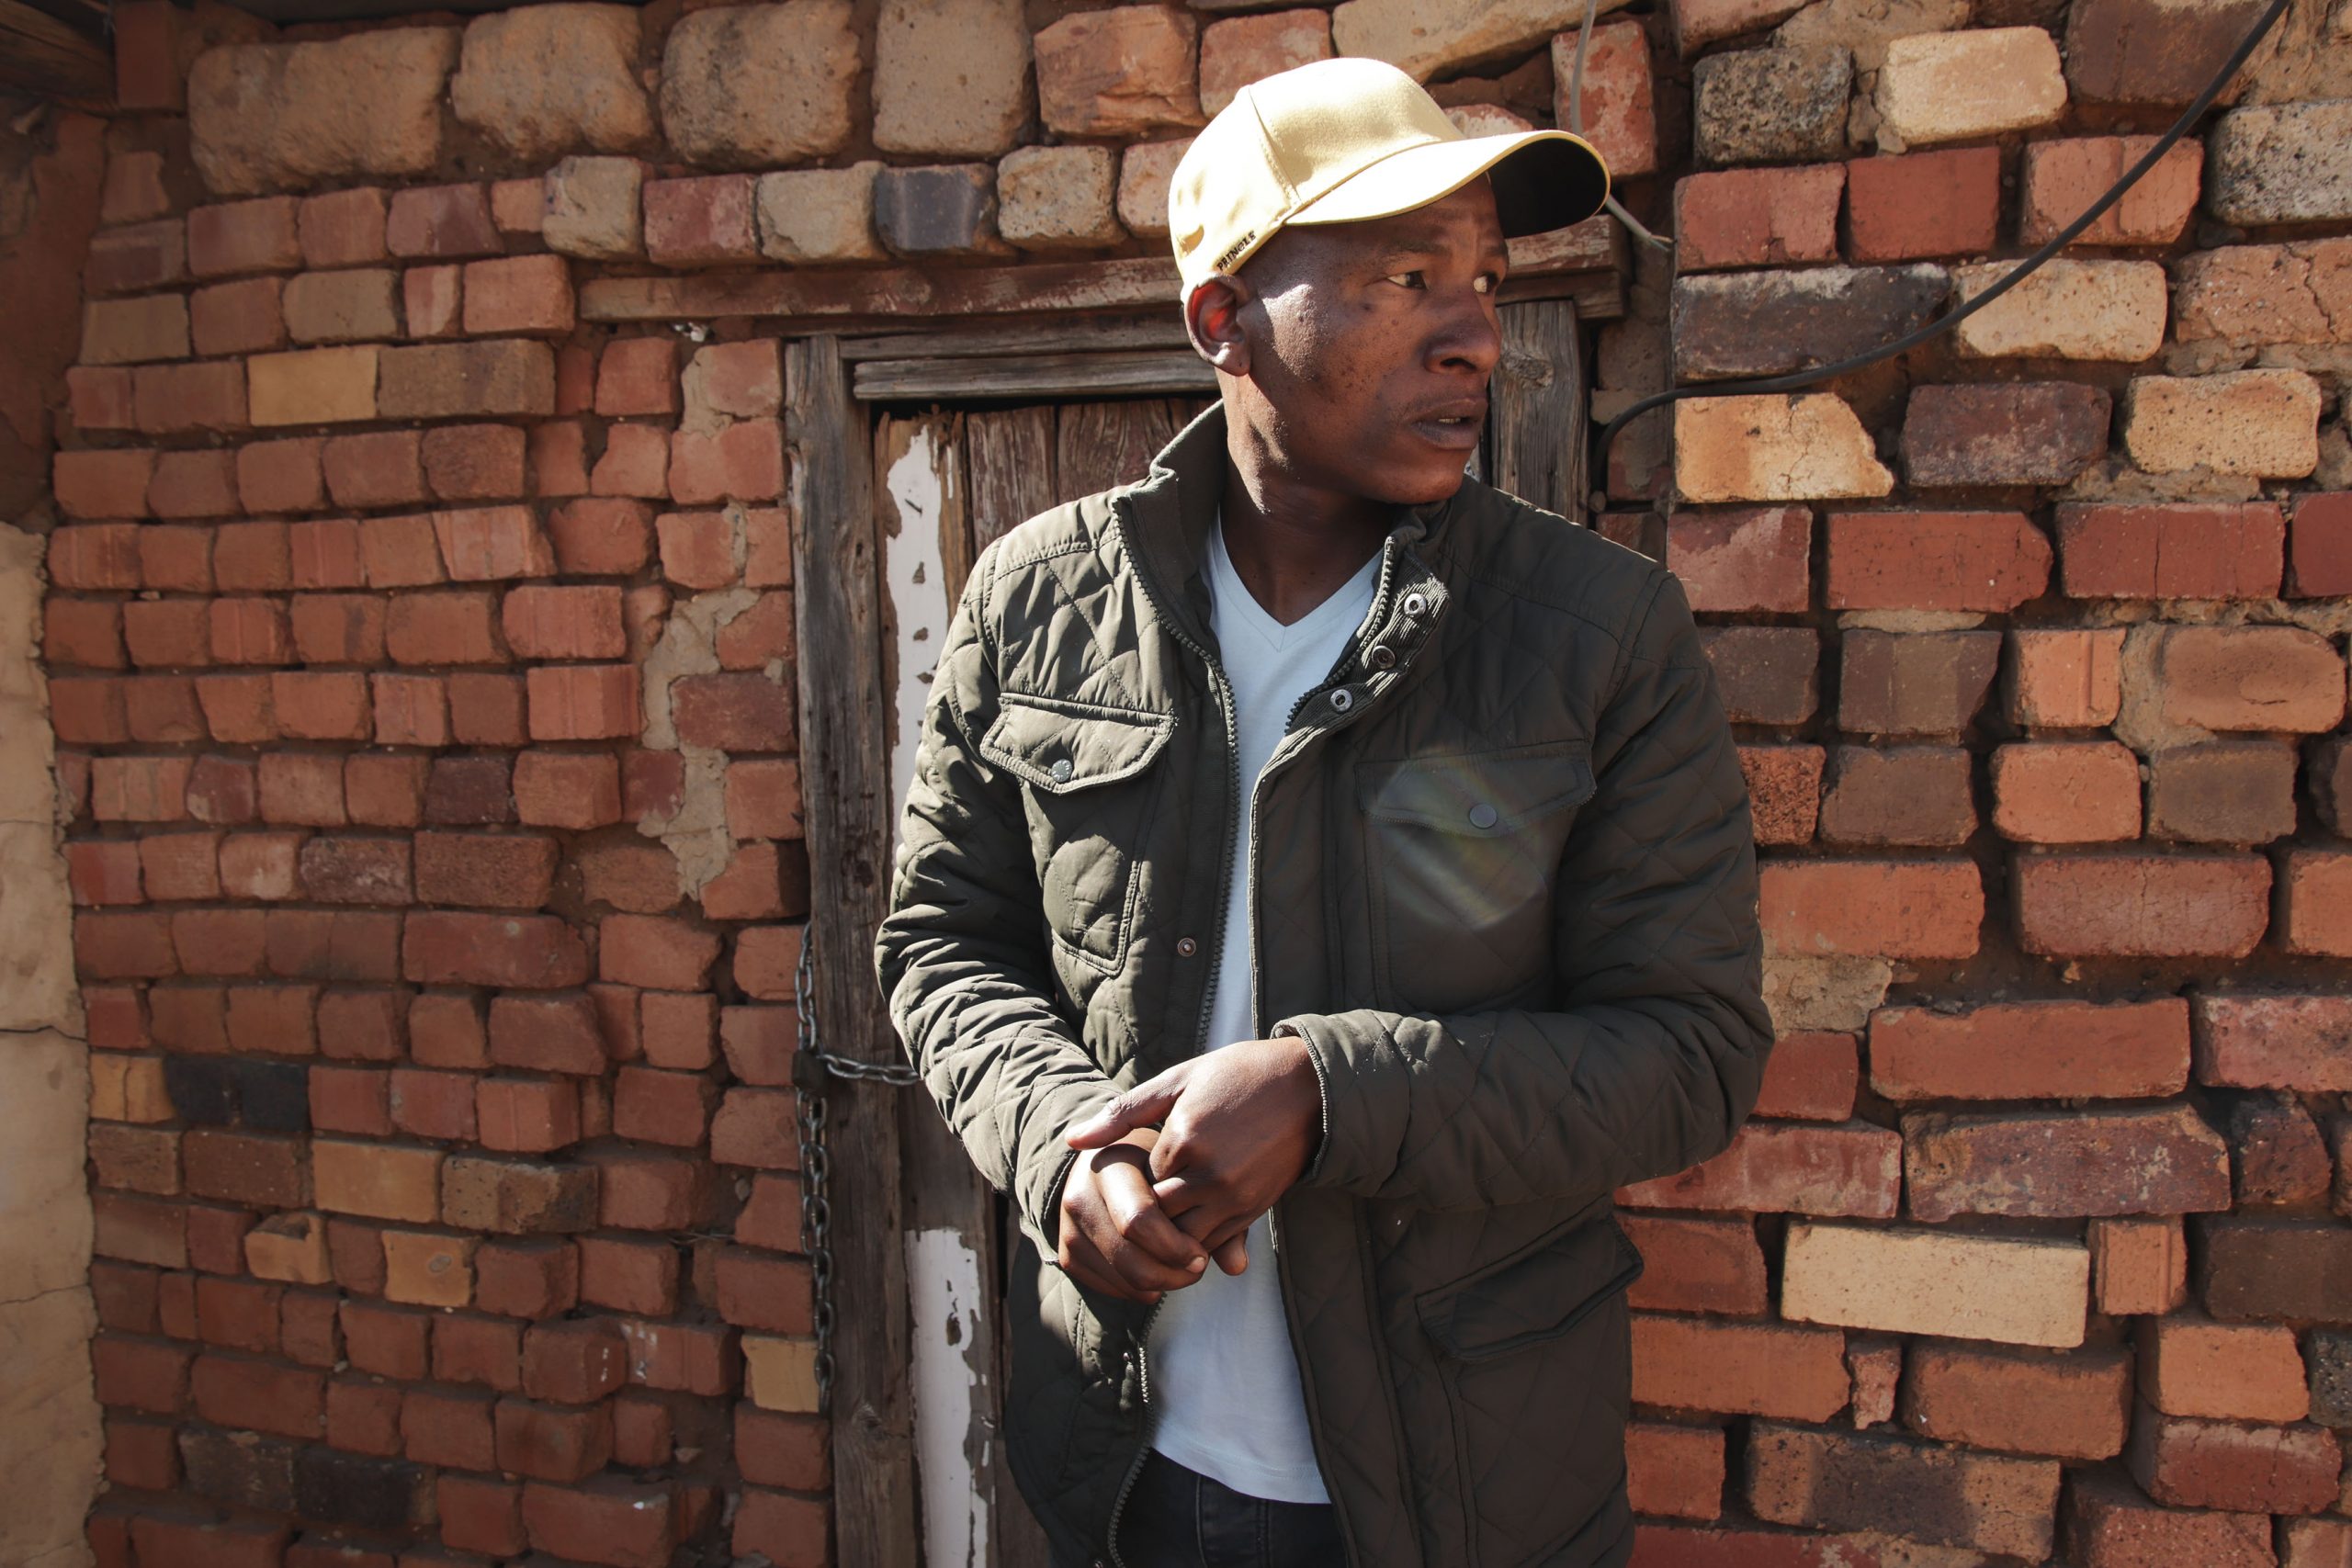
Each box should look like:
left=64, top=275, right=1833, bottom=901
left=1285, top=129, right=1611, bottom=240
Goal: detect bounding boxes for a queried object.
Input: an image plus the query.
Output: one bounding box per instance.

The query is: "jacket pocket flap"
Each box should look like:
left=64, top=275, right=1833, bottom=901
left=979, top=693, right=1175, bottom=793
left=1417, top=1213, right=1643, bottom=1362
left=1360, top=743, right=1595, bottom=836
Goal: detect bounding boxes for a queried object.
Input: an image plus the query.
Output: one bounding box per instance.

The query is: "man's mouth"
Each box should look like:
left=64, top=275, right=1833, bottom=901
left=1411, top=404, right=1487, bottom=448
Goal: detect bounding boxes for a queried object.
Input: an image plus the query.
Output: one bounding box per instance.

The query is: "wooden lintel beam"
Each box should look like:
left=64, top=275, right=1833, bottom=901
left=0, top=0, right=113, bottom=102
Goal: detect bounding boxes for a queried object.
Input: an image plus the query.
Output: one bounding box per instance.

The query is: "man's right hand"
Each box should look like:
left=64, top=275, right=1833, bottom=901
left=1056, top=1128, right=1212, bottom=1303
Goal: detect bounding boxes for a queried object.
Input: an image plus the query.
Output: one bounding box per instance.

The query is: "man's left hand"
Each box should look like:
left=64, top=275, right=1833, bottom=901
left=1064, top=1035, right=1323, bottom=1271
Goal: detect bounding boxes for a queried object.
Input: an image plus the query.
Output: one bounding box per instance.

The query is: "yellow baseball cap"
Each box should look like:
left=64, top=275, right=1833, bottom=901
left=1168, top=56, right=1611, bottom=296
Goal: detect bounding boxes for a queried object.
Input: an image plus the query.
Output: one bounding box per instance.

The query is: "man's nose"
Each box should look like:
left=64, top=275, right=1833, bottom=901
left=1428, top=293, right=1503, bottom=378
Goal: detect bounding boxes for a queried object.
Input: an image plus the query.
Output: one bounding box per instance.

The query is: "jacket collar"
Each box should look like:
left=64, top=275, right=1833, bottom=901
left=1114, top=400, right=1463, bottom=651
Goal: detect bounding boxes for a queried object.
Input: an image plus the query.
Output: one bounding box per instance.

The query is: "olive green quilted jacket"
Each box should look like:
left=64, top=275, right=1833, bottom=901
left=875, top=403, right=1771, bottom=1567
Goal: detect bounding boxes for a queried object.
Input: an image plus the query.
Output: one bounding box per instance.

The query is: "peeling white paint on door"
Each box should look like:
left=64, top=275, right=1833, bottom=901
left=908, top=1224, right=993, bottom=1568
left=880, top=419, right=957, bottom=859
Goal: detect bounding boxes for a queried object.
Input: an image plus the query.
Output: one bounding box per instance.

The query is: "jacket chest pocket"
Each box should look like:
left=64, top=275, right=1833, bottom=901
left=1359, top=742, right=1595, bottom=1014
left=980, top=693, right=1174, bottom=975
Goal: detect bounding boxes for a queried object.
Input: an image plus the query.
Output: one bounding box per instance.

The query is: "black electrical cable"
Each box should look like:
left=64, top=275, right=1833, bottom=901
left=1591, top=0, right=2294, bottom=493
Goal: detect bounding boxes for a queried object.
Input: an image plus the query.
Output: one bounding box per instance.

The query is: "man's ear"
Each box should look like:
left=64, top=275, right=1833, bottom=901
left=1183, top=275, right=1252, bottom=377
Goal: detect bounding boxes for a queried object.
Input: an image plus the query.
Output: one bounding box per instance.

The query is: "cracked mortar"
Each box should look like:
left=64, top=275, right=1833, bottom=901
left=635, top=508, right=763, bottom=897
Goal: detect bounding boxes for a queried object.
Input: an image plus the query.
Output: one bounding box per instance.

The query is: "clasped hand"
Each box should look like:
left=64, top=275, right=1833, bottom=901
left=1052, top=1035, right=1322, bottom=1303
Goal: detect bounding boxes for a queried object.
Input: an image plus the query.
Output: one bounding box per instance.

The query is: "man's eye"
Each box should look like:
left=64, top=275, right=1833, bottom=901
left=1473, top=273, right=1499, bottom=295
left=1385, top=270, right=1426, bottom=289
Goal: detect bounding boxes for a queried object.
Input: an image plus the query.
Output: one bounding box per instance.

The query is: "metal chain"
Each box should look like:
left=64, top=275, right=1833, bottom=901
left=789, top=929, right=921, bottom=1416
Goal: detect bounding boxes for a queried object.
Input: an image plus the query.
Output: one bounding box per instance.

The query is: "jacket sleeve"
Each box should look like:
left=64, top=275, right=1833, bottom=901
left=873, top=552, right=1120, bottom=1251
left=1276, top=571, right=1771, bottom=1213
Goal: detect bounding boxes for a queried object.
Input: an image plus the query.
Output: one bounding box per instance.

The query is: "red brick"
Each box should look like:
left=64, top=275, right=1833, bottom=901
left=1758, top=859, right=1981, bottom=960
left=412, top=831, right=558, bottom=910
left=611, top=1393, right=673, bottom=1468
left=521, top=1477, right=674, bottom=1568
left=288, top=520, right=365, bottom=590
left=593, top=423, right=671, bottom=498
left=1825, top=511, right=2050, bottom=613
left=513, top=750, right=623, bottom=829
left=1917, top=381, right=2112, bottom=495
left=593, top=913, right=718, bottom=992
left=188, top=197, right=299, bottom=277
left=133, top=528, right=214, bottom=596
left=1664, top=506, right=1809, bottom=613
left=123, top=600, right=209, bottom=669
left=45, top=599, right=126, bottom=671
left=189, top=1351, right=323, bottom=1438
left=1989, top=740, right=2141, bottom=844
left=596, top=338, right=680, bottom=416
left=1620, top=1121, right=1900, bottom=1218
left=432, top=1313, right=524, bottom=1393
left=387, top=184, right=501, bottom=259
left=1838, top=629, right=1999, bottom=736
left=265, top=909, right=402, bottom=984
left=68, top=365, right=136, bottom=430
left=2290, top=491, right=2352, bottom=596
left=2131, top=1412, right=2340, bottom=1514
left=655, top=509, right=739, bottom=589
left=315, top=987, right=402, bottom=1059
left=325, top=1371, right=402, bottom=1453
left=1845, top=146, right=2002, bottom=263
left=487, top=992, right=609, bottom=1075
left=526, top=663, right=641, bottom=740
left=448, top=671, right=527, bottom=745
left=723, top=759, right=804, bottom=840
left=383, top=590, right=499, bottom=666
left=2142, top=1315, right=2308, bottom=1422
left=494, top=1396, right=613, bottom=1482
left=403, top=911, right=590, bottom=989
left=2285, top=1518, right=2352, bottom=1568
left=2147, top=740, right=2296, bottom=846
left=476, top=1240, right=580, bottom=1321
left=2062, top=1472, right=2273, bottom=1568
left=2193, top=994, right=2352, bottom=1093
left=1633, top=1315, right=1849, bottom=1421
left=644, top=174, right=759, bottom=266
left=2014, top=852, right=2270, bottom=959
left=150, top=451, right=241, bottom=521
left=70, top=841, right=145, bottom=908
left=737, top=1405, right=829, bottom=1490
left=715, top=590, right=795, bottom=671
left=435, top=503, right=555, bottom=581
left=87, top=220, right=187, bottom=296
left=94, top=1194, right=188, bottom=1269
left=50, top=525, right=142, bottom=591
left=298, top=187, right=389, bottom=267
left=2056, top=503, right=2285, bottom=599
left=669, top=418, right=785, bottom=505
left=257, top=753, right=345, bottom=826
left=1904, top=1105, right=2229, bottom=1222
left=194, top=1274, right=284, bottom=1353
left=547, top=496, right=655, bottom=574
left=174, top=909, right=268, bottom=977
left=1815, top=745, right=1973, bottom=848
left=1750, top=1421, right=2059, bottom=1558
left=463, top=254, right=575, bottom=336
left=2022, top=134, right=2202, bottom=247
left=592, top=1147, right=715, bottom=1231
left=733, top=923, right=807, bottom=1000
left=105, top=1413, right=180, bottom=1489
left=404, top=260, right=463, bottom=338
left=638, top=991, right=717, bottom=1071
left=478, top=1077, right=582, bottom=1154
left=714, top=1249, right=812, bottom=1334
left=322, top=429, right=426, bottom=509
left=311, top=1066, right=392, bottom=1136
left=438, top=1472, right=528, bottom=1555
left=237, top=437, right=324, bottom=514
left=422, top=422, right=527, bottom=501
left=93, top=1333, right=193, bottom=1413
left=532, top=419, right=590, bottom=495
left=1902, top=1343, right=2130, bottom=1461
left=76, top=910, right=179, bottom=980
left=136, top=360, right=249, bottom=434
left=1671, top=165, right=1841, bottom=272
left=611, top=1066, right=719, bottom=1149
left=1625, top=1421, right=1724, bottom=1522
left=358, top=513, right=447, bottom=589
left=128, top=1517, right=289, bottom=1568
left=503, top=583, right=627, bottom=660
left=579, top=1235, right=680, bottom=1315
left=710, top=1088, right=801, bottom=1170
left=2148, top=626, right=2346, bottom=735
left=1749, top=1031, right=1857, bottom=1122
left=1870, top=998, right=2188, bottom=1101
left=271, top=671, right=371, bottom=740
left=2091, top=1216, right=2188, bottom=1316
left=2282, top=849, right=2352, bottom=957
left=50, top=678, right=128, bottom=745
left=403, top=1385, right=498, bottom=1471
left=187, top=759, right=260, bottom=828
left=367, top=673, right=447, bottom=751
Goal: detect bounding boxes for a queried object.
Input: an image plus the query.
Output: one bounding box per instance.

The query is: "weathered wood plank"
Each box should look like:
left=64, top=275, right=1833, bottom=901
left=0, top=0, right=111, bottom=100
left=841, top=315, right=1191, bottom=362
left=1497, top=268, right=1622, bottom=321
left=583, top=255, right=1182, bottom=326
left=1056, top=399, right=1189, bottom=501
left=964, top=405, right=1058, bottom=569
left=1489, top=298, right=1588, bottom=522
left=1506, top=213, right=1625, bottom=277
left=856, top=350, right=1217, bottom=403
left=785, top=334, right=921, bottom=1568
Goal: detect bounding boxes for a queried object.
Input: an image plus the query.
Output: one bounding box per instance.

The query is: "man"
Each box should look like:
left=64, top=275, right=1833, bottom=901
left=876, top=56, right=1771, bottom=1568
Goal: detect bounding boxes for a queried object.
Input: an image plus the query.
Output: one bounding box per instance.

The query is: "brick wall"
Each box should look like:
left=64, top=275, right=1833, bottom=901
left=38, top=1, right=2352, bottom=1566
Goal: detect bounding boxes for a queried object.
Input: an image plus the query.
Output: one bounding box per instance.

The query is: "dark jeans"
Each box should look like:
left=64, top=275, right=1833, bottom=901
left=1109, top=1450, right=1345, bottom=1568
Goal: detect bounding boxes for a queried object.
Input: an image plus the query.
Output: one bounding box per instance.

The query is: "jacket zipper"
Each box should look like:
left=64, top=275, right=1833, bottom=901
left=1102, top=498, right=1247, bottom=1568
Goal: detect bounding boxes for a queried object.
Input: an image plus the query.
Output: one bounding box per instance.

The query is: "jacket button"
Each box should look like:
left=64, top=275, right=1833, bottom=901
left=1049, top=758, right=1074, bottom=784
left=1368, top=643, right=1397, bottom=671
left=1176, top=936, right=1198, bottom=957
left=1469, top=802, right=1499, bottom=829
left=1328, top=688, right=1354, bottom=713
left=1401, top=591, right=1429, bottom=617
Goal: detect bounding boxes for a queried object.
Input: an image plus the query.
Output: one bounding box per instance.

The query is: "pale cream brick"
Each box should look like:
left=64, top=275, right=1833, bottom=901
left=2121, top=369, right=2322, bottom=479
left=1781, top=1221, right=2089, bottom=1348
left=756, top=164, right=886, bottom=265
left=1874, top=28, right=2065, bottom=150
left=543, top=155, right=644, bottom=262
left=1951, top=258, right=2167, bottom=362
left=743, top=1334, right=820, bottom=1412
left=873, top=0, right=1033, bottom=156
left=1116, top=139, right=1194, bottom=242
left=1674, top=394, right=1894, bottom=504
left=997, top=146, right=1125, bottom=250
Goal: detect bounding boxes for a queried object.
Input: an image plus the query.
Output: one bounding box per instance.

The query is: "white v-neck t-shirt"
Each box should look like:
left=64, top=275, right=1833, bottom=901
left=1145, top=517, right=1382, bottom=1505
